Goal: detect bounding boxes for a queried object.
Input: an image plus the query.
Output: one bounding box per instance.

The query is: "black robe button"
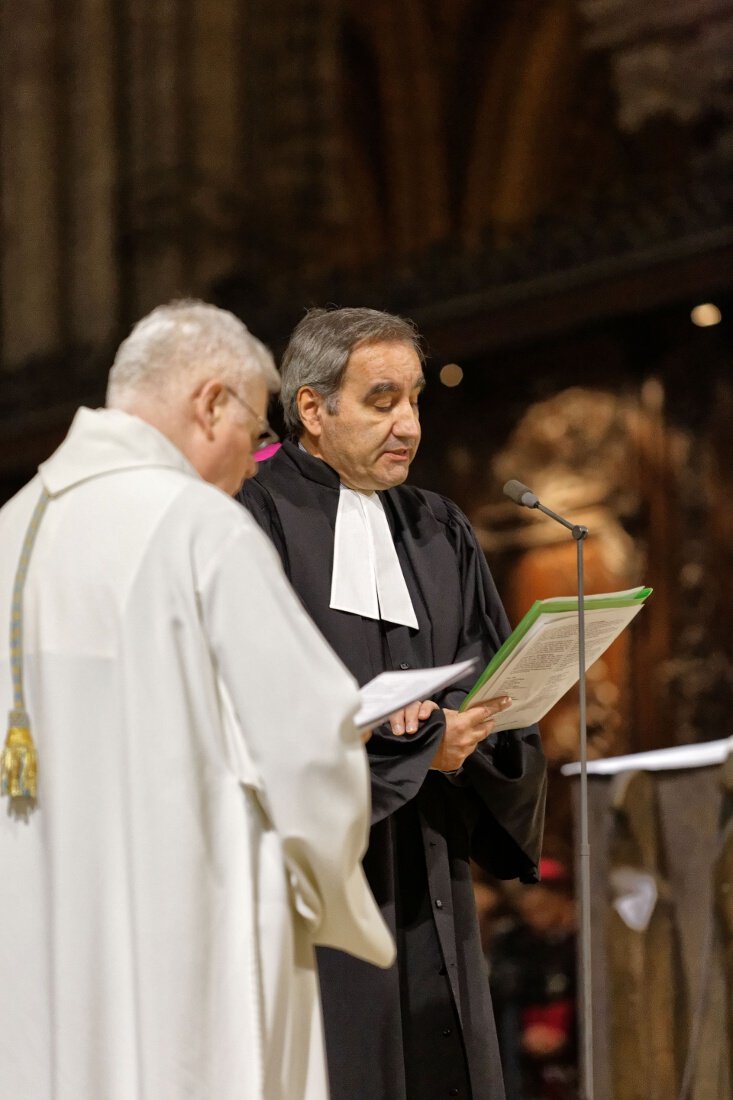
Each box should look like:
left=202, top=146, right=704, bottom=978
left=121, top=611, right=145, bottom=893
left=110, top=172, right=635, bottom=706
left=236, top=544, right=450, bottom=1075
left=434, top=899, right=443, bottom=909
left=442, top=1028, right=452, bottom=1037
left=449, top=1090, right=460, bottom=1097
left=399, top=662, right=410, bottom=670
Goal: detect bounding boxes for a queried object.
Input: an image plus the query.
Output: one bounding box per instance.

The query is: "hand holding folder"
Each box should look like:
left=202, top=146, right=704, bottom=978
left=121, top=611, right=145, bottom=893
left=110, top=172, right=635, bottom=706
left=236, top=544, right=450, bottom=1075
left=460, top=586, right=652, bottom=732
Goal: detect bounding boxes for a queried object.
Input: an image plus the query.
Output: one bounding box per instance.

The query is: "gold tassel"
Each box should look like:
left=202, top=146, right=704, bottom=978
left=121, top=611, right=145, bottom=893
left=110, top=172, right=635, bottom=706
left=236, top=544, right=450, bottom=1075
left=1, top=723, right=38, bottom=800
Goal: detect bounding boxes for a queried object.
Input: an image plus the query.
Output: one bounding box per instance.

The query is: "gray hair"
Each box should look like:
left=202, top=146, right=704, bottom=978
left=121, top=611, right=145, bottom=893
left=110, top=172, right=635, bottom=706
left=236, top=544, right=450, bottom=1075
left=280, top=307, right=423, bottom=435
left=106, top=299, right=280, bottom=407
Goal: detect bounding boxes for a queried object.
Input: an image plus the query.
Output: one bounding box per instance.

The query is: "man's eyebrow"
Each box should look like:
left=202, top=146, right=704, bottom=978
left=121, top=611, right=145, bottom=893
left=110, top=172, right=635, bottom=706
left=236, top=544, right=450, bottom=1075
left=364, top=375, right=426, bottom=399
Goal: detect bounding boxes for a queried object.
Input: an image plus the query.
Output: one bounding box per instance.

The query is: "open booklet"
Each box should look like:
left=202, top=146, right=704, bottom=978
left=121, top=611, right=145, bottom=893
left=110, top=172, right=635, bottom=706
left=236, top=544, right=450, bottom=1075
left=355, top=657, right=478, bottom=731
left=459, top=586, right=652, bottom=733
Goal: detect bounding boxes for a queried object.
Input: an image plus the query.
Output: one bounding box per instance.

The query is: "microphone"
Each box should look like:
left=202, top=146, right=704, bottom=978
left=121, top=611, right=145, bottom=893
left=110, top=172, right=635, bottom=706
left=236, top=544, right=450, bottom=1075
left=503, top=479, right=587, bottom=541
left=503, top=479, right=539, bottom=509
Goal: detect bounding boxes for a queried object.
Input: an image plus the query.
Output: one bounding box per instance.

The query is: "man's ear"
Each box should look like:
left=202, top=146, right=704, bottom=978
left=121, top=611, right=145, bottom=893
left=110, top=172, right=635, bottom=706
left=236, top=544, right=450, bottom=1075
left=193, top=379, right=226, bottom=438
left=296, top=386, right=325, bottom=437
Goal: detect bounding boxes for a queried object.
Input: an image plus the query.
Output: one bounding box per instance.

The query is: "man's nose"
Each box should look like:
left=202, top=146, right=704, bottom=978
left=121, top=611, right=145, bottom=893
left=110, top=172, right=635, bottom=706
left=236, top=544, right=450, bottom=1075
left=392, top=401, right=420, bottom=440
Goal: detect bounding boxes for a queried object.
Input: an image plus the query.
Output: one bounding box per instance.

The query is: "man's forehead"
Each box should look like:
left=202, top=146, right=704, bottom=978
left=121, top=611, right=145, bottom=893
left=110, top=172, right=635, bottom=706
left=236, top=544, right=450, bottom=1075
left=344, top=340, right=424, bottom=389
left=362, top=377, right=426, bottom=400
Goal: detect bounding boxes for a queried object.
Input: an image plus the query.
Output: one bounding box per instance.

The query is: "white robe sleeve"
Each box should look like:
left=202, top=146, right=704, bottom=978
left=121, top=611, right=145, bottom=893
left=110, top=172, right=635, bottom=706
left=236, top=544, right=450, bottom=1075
left=198, top=517, right=395, bottom=969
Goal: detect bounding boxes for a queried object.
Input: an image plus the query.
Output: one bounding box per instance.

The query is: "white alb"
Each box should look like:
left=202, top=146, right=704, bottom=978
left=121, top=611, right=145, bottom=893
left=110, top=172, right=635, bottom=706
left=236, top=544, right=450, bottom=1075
left=0, top=407, right=394, bottom=1100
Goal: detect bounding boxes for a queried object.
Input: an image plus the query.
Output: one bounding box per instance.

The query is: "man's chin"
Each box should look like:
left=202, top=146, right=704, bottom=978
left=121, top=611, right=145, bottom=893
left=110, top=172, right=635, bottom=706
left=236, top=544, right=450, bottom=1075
left=374, top=459, right=412, bottom=488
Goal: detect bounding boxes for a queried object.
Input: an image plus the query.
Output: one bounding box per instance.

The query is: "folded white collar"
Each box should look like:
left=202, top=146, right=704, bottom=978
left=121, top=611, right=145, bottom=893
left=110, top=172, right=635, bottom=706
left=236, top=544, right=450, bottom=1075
left=330, top=484, right=419, bottom=629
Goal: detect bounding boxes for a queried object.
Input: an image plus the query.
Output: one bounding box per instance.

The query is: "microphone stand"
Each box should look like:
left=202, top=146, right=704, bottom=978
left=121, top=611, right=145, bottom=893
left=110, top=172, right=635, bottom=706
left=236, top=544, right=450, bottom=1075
left=504, top=483, right=593, bottom=1100
left=538, top=503, right=593, bottom=1100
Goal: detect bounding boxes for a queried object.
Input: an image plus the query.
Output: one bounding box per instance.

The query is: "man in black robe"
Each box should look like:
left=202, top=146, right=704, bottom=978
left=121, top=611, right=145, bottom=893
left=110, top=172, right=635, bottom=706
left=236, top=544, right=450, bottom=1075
left=238, top=307, right=547, bottom=1100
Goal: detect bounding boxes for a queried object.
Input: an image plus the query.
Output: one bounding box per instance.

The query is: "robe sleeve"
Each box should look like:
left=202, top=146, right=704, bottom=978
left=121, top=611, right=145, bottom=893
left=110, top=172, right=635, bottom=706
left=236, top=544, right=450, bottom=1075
left=364, top=712, right=447, bottom=825
left=198, top=513, right=394, bottom=966
left=435, top=495, right=547, bottom=883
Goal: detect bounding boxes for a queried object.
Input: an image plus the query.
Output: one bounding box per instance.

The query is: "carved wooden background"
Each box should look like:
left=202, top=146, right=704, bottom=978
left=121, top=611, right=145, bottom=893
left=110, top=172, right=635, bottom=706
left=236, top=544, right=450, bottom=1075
left=1, top=0, right=731, bottom=776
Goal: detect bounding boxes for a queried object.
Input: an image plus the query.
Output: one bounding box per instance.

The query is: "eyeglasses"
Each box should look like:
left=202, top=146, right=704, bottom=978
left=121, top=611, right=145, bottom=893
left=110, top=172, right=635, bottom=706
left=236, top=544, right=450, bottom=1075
left=225, top=386, right=280, bottom=452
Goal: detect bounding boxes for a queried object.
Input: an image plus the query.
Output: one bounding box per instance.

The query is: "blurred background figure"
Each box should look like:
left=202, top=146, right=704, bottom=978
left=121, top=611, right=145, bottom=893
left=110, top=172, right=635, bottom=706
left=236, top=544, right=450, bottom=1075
left=474, top=870, right=517, bottom=962
left=486, top=858, right=578, bottom=1100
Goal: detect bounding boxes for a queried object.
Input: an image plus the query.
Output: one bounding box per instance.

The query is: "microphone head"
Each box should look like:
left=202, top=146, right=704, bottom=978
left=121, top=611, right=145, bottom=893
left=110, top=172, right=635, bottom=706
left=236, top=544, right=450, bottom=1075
left=503, top=479, right=539, bottom=508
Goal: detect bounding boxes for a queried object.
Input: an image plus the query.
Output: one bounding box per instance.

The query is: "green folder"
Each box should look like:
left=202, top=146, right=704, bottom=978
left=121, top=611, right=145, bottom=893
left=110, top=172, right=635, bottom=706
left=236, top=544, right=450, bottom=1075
left=461, top=586, right=652, bottom=712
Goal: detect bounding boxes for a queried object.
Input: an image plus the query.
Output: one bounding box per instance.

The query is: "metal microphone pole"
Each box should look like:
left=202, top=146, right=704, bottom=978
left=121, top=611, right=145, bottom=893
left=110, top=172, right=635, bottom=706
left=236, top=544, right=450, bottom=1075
left=503, top=481, right=593, bottom=1100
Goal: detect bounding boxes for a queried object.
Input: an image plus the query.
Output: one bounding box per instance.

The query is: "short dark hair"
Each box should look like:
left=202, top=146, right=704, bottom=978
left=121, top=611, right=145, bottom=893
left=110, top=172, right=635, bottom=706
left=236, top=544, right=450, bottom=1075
left=280, top=307, right=423, bottom=435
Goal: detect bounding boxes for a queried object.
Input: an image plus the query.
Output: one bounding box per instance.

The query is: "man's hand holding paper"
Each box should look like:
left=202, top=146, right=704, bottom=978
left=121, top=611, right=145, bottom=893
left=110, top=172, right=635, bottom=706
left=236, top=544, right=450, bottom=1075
left=431, top=695, right=513, bottom=772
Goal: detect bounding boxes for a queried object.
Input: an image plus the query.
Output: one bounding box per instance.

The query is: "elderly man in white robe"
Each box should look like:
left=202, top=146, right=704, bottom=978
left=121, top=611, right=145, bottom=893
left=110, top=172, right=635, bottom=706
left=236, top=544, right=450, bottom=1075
left=0, top=300, right=394, bottom=1100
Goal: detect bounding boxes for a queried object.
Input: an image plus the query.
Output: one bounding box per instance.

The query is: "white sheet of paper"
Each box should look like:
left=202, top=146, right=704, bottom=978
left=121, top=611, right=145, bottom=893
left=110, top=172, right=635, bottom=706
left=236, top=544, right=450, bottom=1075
left=561, top=736, right=733, bottom=776
left=355, top=657, right=478, bottom=731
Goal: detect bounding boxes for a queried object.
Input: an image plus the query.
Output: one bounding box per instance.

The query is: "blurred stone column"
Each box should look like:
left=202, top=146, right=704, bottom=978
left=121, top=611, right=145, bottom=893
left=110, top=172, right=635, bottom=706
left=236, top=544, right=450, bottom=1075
left=122, top=0, right=189, bottom=316
left=62, top=0, right=120, bottom=348
left=242, top=0, right=342, bottom=276
left=188, top=0, right=249, bottom=290
left=0, top=0, right=63, bottom=365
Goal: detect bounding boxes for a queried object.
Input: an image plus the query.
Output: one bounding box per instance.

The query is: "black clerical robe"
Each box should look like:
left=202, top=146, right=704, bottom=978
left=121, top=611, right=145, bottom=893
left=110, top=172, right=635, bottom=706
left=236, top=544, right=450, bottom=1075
left=239, top=441, right=547, bottom=1100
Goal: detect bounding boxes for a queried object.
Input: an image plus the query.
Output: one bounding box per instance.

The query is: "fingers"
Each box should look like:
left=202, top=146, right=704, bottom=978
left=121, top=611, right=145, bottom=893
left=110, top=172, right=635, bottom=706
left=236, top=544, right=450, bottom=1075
left=388, top=699, right=440, bottom=736
left=388, top=704, right=417, bottom=736
left=402, top=700, right=424, bottom=734
left=388, top=707, right=408, bottom=735
left=467, top=696, right=512, bottom=726
left=388, top=696, right=510, bottom=738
